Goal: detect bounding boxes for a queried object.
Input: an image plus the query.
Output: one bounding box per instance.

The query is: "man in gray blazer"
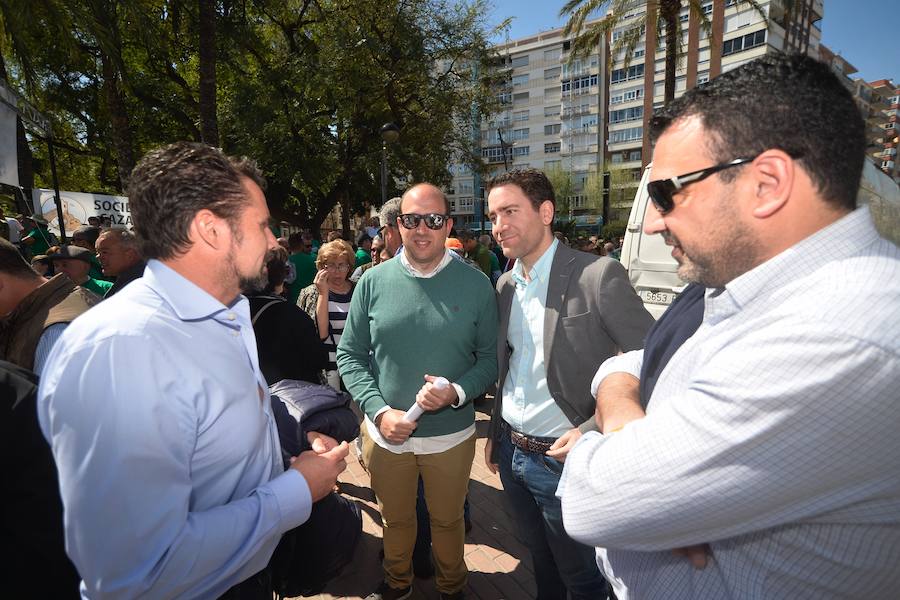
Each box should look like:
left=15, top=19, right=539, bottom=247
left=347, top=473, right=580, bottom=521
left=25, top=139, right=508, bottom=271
left=484, top=168, right=652, bottom=600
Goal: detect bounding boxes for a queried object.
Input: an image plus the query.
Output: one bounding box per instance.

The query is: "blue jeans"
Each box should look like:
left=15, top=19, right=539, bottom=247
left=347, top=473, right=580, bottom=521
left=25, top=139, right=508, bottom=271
left=497, top=432, right=609, bottom=600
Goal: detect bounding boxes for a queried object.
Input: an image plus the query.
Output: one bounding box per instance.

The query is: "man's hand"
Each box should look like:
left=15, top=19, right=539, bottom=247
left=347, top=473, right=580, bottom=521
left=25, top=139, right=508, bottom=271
left=484, top=437, right=499, bottom=475
left=414, top=374, right=458, bottom=411
left=290, top=441, right=350, bottom=502
left=376, top=409, right=417, bottom=444
left=307, top=431, right=340, bottom=454
left=672, top=544, right=712, bottom=569
left=545, top=427, right=582, bottom=462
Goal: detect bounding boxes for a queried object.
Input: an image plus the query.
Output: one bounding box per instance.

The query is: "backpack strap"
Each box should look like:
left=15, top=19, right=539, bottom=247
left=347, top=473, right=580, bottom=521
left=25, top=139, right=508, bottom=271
left=251, top=298, right=283, bottom=325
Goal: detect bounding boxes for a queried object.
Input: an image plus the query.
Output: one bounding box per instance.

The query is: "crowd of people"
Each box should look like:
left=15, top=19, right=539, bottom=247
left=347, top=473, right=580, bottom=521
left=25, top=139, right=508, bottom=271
left=2, top=53, right=899, bottom=600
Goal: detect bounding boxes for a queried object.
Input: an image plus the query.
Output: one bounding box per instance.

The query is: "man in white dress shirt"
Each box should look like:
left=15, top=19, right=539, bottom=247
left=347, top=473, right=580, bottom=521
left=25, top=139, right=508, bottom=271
left=559, top=53, right=900, bottom=600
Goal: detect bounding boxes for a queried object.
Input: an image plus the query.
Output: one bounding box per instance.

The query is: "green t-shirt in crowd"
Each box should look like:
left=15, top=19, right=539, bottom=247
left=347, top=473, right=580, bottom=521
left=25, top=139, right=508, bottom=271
left=336, top=256, right=498, bottom=438
left=82, top=277, right=113, bottom=298
left=355, top=248, right=371, bottom=268
left=288, top=251, right=317, bottom=305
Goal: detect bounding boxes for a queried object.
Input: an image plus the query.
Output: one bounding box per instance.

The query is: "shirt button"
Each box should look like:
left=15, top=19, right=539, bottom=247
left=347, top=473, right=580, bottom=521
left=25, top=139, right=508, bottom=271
left=232, top=331, right=240, bottom=337
left=226, top=313, right=236, bottom=321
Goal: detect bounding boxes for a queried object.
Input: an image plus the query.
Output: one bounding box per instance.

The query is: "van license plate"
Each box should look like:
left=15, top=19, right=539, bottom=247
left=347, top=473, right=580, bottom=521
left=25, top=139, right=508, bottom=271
left=640, top=290, right=675, bottom=305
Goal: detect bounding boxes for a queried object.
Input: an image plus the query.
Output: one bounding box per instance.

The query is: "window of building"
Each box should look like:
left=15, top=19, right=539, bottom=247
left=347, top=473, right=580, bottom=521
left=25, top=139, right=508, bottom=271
left=459, top=182, right=474, bottom=194
left=497, top=91, right=512, bottom=104
left=611, top=64, right=644, bottom=83
left=458, top=196, right=474, bottom=210
left=544, top=159, right=561, bottom=169
left=513, top=91, right=529, bottom=102
left=482, top=146, right=512, bottom=162
left=611, top=153, right=624, bottom=164
left=513, top=110, right=529, bottom=122
left=511, top=55, right=529, bottom=68
left=544, top=142, right=561, bottom=153
left=545, top=105, right=561, bottom=117
left=722, top=29, right=766, bottom=56
left=544, top=123, right=561, bottom=135
left=609, top=126, right=643, bottom=143
left=629, top=150, right=642, bottom=162
left=544, top=87, right=560, bottom=97
left=514, top=146, right=530, bottom=156
left=562, top=74, right=599, bottom=92
left=544, top=47, right=562, bottom=61
left=611, top=87, right=644, bottom=104
left=544, top=67, right=561, bottom=79
left=697, top=72, right=710, bottom=85
left=512, top=74, right=529, bottom=87
left=610, top=106, right=643, bottom=123
left=612, top=24, right=645, bottom=43
left=511, top=128, right=530, bottom=141
left=565, top=114, right=598, bottom=131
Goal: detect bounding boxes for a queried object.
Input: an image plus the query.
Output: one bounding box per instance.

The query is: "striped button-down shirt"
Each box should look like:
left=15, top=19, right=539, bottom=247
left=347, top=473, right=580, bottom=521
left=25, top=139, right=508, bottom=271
left=559, top=207, right=900, bottom=599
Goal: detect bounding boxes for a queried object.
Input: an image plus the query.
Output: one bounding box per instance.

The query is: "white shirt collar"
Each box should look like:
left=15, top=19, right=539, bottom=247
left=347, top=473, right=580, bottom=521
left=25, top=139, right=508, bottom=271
left=399, top=248, right=454, bottom=278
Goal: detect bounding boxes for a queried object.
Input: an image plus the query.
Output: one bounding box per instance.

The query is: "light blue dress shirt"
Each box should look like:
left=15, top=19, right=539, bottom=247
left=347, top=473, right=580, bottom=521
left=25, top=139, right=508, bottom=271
left=501, top=238, right=573, bottom=437
left=38, top=259, right=312, bottom=599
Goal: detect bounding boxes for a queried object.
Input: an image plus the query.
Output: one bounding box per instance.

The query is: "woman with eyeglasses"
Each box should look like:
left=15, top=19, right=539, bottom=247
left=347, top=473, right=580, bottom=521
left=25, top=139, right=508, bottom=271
left=297, top=239, right=357, bottom=390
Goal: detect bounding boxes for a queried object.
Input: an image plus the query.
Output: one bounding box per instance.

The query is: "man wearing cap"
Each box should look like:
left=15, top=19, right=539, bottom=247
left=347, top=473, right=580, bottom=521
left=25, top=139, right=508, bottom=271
left=71, top=225, right=110, bottom=282
left=0, top=239, right=98, bottom=373
left=96, top=228, right=145, bottom=297
left=20, top=216, right=56, bottom=258
left=49, top=246, right=113, bottom=298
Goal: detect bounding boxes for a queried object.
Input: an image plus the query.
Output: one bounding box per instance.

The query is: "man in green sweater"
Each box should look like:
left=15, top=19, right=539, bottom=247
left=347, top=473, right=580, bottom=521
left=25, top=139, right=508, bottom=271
left=337, top=183, right=497, bottom=600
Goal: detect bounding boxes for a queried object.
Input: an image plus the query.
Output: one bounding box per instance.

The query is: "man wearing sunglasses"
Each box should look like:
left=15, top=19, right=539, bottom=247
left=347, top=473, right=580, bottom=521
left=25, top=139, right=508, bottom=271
left=560, top=54, right=900, bottom=599
left=337, top=183, right=498, bottom=600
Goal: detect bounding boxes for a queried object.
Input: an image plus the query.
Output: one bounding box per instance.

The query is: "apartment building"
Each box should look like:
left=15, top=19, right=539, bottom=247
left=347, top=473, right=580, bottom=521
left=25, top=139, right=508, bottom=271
left=867, top=79, right=899, bottom=183
left=448, top=25, right=608, bottom=231
left=608, top=0, right=823, bottom=205
left=449, top=0, right=825, bottom=231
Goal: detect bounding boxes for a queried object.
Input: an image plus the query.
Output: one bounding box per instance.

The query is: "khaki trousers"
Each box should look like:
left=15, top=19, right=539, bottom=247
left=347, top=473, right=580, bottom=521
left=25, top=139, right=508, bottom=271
left=362, top=428, right=476, bottom=594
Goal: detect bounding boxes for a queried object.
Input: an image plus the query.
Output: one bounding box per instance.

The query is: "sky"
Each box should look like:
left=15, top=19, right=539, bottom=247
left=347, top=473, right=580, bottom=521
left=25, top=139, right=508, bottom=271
left=487, top=0, right=899, bottom=85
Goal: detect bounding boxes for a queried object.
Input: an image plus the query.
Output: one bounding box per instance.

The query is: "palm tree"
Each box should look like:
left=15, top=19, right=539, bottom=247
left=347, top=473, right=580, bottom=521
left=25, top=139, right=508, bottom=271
left=560, top=0, right=767, bottom=103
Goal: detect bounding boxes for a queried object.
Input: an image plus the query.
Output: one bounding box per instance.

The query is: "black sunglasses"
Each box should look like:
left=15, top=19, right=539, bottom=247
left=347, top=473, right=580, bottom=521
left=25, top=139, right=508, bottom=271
left=398, top=213, right=450, bottom=230
left=646, top=156, right=757, bottom=214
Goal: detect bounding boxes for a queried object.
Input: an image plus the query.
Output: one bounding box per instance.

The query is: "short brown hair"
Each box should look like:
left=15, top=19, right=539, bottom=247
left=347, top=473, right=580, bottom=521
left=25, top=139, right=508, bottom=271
left=487, top=168, right=555, bottom=211
left=127, top=142, right=266, bottom=260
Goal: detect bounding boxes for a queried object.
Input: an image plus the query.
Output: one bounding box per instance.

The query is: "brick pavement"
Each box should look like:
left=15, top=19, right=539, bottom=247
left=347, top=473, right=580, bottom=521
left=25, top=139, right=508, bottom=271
left=300, top=399, right=535, bottom=600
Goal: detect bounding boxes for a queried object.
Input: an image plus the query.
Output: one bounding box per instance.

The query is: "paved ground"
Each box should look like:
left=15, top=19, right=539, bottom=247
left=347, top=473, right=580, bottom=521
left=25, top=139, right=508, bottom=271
left=301, top=399, right=535, bottom=600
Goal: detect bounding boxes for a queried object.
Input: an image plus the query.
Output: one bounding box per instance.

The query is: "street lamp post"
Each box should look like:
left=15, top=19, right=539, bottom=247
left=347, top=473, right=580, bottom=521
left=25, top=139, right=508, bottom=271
left=380, top=122, right=400, bottom=204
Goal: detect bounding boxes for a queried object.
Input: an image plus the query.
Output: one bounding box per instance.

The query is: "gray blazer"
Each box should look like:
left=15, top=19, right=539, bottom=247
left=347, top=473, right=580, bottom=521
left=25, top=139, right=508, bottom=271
left=489, top=243, right=653, bottom=459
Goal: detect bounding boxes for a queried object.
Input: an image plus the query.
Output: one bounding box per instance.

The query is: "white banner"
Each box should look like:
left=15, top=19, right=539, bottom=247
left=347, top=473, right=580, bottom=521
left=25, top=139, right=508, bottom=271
left=32, top=188, right=131, bottom=234
left=0, top=102, right=18, bottom=187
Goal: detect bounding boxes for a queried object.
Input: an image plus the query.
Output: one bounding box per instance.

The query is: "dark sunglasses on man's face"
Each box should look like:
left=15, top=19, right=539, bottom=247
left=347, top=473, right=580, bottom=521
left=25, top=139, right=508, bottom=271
left=398, top=213, right=450, bottom=230
left=646, top=156, right=757, bottom=214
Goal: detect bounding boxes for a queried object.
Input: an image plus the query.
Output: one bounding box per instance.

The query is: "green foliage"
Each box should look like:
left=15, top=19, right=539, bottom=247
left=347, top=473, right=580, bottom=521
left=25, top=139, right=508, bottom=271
left=601, top=219, right=628, bottom=240
left=0, top=0, right=500, bottom=232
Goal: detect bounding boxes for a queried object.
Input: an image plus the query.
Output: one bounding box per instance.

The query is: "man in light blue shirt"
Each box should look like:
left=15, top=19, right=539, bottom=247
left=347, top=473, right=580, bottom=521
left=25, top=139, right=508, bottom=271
left=38, top=142, right=349, bottom=599
left=485, top=169, right=652, bottom=600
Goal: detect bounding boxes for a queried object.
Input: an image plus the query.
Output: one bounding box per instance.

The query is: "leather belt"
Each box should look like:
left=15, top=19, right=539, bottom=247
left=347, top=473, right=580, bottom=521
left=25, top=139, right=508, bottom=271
left=499, top=419, right=556, bottom=454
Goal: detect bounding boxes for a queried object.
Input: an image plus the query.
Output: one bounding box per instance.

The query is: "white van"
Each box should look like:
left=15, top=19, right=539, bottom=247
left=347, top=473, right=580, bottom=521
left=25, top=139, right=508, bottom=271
left=621, top=160, right=900, bottom=319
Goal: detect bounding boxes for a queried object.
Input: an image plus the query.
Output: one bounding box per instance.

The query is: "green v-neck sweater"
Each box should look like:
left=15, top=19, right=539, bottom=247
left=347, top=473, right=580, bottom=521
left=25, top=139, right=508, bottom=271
left=337, top=256, right=498, bottom=437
